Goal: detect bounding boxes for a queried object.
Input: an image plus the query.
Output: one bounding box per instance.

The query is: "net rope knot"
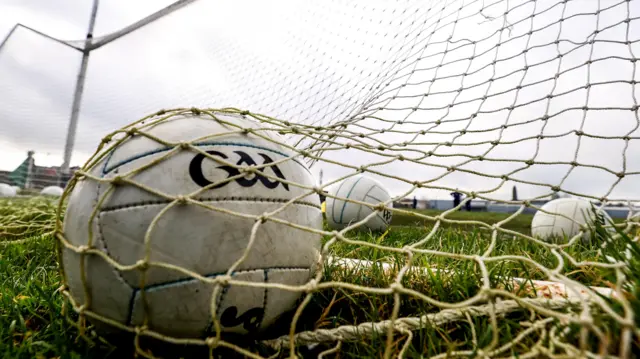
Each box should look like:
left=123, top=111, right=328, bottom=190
left=135, top=259, right=149, bottom=271
left=305, top=278, right=319, bottom=293
left=216, top=275, right=232, bottom=286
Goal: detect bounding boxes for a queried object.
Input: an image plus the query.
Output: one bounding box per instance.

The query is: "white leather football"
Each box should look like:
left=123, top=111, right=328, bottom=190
left=325, top=174, right=393, bottom=231
left=61, top=111, right=322, bottom=338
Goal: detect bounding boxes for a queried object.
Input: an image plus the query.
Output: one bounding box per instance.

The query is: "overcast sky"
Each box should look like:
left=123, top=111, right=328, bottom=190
left=1, top=0, right=639, bottom=201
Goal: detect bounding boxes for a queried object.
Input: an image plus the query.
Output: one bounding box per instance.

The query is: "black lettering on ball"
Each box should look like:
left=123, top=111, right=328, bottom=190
left=382, top=208, right=392, bottom=223
left=220, top=306, right=265, bottom=332
left=189, top=150, right=233, bottom=188
left=188, top=150, right=289, bottom=191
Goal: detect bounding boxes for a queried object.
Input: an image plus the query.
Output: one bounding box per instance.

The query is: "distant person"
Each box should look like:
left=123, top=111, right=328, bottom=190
left=412, top=196, right=418, bottom=209
left=465, top=198, right=471, bottom=212
left=450, top=191, right=463, bottom=210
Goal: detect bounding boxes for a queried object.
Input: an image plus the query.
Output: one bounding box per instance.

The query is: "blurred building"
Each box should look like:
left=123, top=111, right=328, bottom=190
left=0, top=151, right=79, bottom=190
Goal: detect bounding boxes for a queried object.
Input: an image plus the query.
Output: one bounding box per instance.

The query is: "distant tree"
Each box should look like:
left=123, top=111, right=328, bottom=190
left=511, top=185, right=518, bottom=201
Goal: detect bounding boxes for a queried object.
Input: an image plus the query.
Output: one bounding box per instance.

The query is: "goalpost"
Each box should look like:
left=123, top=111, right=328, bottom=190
left=1, top=0, right=639, bottom=357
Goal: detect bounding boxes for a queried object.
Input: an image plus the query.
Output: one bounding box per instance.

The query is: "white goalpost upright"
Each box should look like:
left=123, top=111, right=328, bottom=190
left=59, top=0, right=201, bottom=174
left=59, top=0, right=99, bottom=174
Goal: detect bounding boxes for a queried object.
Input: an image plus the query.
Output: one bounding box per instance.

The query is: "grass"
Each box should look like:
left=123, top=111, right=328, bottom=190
left=1, top=197, right=639, bottom=358
left=390, top=208, right=535, bottom=234
left=390, top=207, right=627, bottom=234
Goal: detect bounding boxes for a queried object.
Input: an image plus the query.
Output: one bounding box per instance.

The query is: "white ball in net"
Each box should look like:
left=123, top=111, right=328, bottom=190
left=0, top=183, right=17, bottom=197
left=531, top=197, right=613, bottom=243
left=41, top=186, right=64, bottom=197
left=325, top=174, right=393, bottom=232
left=61, top=111, right=322, bottom=338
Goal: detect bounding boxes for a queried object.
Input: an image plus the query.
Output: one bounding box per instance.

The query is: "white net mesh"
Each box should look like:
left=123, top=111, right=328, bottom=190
left=53, top=107, right=637, bottom=358
left=1, top=0, right=640, bottom=357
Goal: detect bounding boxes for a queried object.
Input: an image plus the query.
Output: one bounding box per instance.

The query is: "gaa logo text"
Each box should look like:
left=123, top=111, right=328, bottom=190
left=189, top=150, right=289, bottom=191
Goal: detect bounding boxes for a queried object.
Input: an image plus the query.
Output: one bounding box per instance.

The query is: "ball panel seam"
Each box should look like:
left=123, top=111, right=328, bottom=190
left=129, top=267, right=310, bottom=291
left=127, top=267, right=310, bottom=330
left=202, top=282, right=231, bottom=335
left=96, top=213, right=134, bottom=290
left=260, top=270, right=269, bottom=329
left=95, top=176, right=133, bottom=293
left=99, top=197, right=321, bottom=213
left=204, top=267, right=310, bottom=334
left=363, top=186, right=387, bottom=224
left=339, top=176, right=365, bottom=224
left=214, top=281, right=230, bottom=317
left=365, top=194, right=383, bottom=203
left=126, top=291, right=137, bottom=326
left=330, top=177, right=351, bottom=224
left=102, top=148, right=117, bottom=175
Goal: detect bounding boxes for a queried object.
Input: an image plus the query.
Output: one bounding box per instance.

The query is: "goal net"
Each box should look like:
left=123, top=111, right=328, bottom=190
left=2, top=0, right=640, bottom=357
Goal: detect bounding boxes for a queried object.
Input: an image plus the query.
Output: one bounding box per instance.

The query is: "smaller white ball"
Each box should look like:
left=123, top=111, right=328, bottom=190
left=41, top=186, right=64, bottom=197
left=325, top=175, right=393, bottom=231
left=531, top=198, right=613, bottom=243
left=0, top=183, right=17, bottom=198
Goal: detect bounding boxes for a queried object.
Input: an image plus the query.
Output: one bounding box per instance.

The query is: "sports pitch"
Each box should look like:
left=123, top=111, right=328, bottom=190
left=1, top=196, right=638, bottom=358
